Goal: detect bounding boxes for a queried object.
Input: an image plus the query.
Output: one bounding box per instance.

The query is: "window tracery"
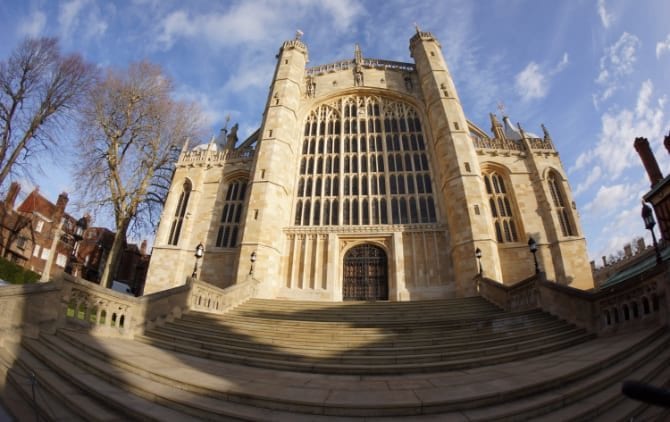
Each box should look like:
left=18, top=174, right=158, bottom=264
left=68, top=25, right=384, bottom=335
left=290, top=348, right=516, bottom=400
left=294, top=95, right=436, bottom=226
left=483, top=171, right=520, bottom=243
left=168, top=180, right=192, bottom=246
left=548, top=171, right=575, bottom=236
left=216, top=179, right=247, bottom=248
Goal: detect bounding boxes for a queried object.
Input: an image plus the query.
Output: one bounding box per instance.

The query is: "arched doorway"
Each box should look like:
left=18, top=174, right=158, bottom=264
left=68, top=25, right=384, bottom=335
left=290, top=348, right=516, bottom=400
left=343, top=244, right=388, bottom=300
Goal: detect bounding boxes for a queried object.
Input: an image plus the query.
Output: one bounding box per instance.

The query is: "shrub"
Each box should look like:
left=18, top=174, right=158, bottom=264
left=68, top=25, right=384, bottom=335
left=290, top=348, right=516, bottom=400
left=0, top=257, right=40, bottom=284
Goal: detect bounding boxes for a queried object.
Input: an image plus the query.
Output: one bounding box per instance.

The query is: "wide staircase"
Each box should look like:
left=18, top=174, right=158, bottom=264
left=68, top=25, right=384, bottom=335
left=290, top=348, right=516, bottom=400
left=1, top=296, right=669, bottom=421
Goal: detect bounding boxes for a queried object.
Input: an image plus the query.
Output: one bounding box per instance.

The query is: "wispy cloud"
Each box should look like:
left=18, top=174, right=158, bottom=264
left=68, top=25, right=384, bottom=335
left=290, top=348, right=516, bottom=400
left=593, top=32, right=640, bottom=106
left=574, top=165, right=602, bottom=197
left=17, top=10, right=47, bottom=37
left=57, top=0, right=108, bottom=43
left=515, top=53, right=569, bottom=102
left=575, top=80, right=666, bottom=178
left=656, top=33, right=670, bottom=59
left=597, top=0, right=613, bottom=28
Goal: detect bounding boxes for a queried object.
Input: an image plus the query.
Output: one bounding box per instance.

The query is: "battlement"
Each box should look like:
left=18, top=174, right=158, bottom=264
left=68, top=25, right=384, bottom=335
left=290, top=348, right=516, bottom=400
left=305, top=58, right=415, bottom=77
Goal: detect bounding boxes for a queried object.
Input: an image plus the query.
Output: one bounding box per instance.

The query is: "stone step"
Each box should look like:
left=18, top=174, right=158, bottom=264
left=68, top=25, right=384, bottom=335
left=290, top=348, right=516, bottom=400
left=177, top=310, right=556, bottom=337
left=142, top=323, right=587, bottom=362
left=135, top=328, right=594, bottom=374
left=148, top=317, right=576, bottom=353
left=181, top=307, right=547, bottom=331
left=45, top=327, right=668, bottom=419
left=17, top=336, right=200, bottom=421
left=0, top=341, right=118, bottom=421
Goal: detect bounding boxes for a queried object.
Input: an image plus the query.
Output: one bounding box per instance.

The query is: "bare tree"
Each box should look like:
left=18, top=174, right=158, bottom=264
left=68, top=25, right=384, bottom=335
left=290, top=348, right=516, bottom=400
left=75, top=61, right=203, bottom=288
left=0, top=37, right=94, bottom=187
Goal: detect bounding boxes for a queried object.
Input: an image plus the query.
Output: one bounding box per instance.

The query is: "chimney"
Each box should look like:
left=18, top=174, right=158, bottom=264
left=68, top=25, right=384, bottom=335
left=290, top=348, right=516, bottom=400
left=634, top=137, right=663, bottom=187
left=140, top=240, right=147, bottom=255
left=664, top=132, right=670, bottom=155
left=623, top=244, right=632, bottom=258
left=5, top=182, right=20, bottom=208
left=637, top=237, right=646, bottom=252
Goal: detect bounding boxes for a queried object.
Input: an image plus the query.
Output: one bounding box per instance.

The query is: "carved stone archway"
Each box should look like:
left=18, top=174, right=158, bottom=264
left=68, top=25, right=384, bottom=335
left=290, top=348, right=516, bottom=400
left=343, top=244, right=388, bottom=300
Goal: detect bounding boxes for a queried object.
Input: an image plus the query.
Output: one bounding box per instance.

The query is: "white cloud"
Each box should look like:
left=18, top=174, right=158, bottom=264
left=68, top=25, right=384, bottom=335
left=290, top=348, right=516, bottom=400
left=597, top=0, right=612, bottom=28
left=594, top=32, right=640, bottom=105
left=59, top=0, right=87, bottom=37
left=583, top=183, right=637, bottom=215
left=515, top=62, right=546, bottom=101
left=57, top=0, right=107, bottom=42
left=574, top=166, right=602, bottom=197
left=656, top=33, right=670, bottom=59
left=18, top=10, right=47, bottom=37
left=156, top=1, right=363, bottom=51
left=515, top=53, right=568, bottom=102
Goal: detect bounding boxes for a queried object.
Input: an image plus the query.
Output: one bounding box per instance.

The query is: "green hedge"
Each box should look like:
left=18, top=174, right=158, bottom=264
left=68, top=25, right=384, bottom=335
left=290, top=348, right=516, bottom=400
left=0, top=256, right=40, bottom=284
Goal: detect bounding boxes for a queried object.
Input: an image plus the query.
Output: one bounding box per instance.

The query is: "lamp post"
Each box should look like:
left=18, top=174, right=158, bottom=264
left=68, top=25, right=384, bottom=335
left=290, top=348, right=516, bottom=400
left=641, top=202, right=662, bottom=264
left=475, top=247, right=482, bottom=275
left=249, top=251, right=257, bottom=276
left=528, top=237, right=540, bottom=274
left=192, top=242, right=204, bottom=278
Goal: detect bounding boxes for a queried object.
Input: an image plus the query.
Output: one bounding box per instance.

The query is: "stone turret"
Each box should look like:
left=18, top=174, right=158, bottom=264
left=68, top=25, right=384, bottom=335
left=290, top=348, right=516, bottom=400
left=410, top=29, right=497, bottom=291
left=236, top=32, right=308, bottom=294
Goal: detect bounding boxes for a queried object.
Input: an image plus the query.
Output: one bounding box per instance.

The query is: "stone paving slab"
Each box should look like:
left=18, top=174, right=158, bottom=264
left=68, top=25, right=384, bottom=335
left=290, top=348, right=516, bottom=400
left=61, top=326, right=658, bottom=411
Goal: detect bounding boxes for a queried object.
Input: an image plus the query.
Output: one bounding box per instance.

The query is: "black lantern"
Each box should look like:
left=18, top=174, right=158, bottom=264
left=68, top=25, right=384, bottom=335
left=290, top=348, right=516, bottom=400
left=192, top=242, right=204, bottom=278
left=475, top=247, right=482, bottom=275
left=528, top=237, right=540, bottom=274
left=641, top=202, right=662, bottom=264
left=249, top=251, right=257, bottom=276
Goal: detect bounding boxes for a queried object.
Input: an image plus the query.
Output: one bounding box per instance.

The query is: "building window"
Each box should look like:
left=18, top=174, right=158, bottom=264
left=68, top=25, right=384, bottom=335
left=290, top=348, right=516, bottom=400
left=483, top=171, right=520, bottom=243
left=41, top=248, right=50, bottom=260
left=294, top=95, right=436, bottom=226
left=33, top=245, right=41, bottom=257
left=56, top=253, right=67, bottom=267
left=167, top=180, right=192, bottom=246
left=16, top=236, right=27, bottom=250
left=216, top=179, right=247, bottom=248
left=35, top=220, right=44, bottom=233
left=548, top=172, right=575, bottom=236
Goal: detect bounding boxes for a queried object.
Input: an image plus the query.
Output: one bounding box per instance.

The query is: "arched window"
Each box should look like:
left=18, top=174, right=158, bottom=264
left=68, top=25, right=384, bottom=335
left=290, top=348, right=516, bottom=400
left=548, top=171, right=575, bottom=236
left=168, top=180, right=192, bottom=246
left=294, top=96, right=437, bottom=226
left=483, top=170, right=520, bottom=243
left=216, top=179, right=247, bottom=248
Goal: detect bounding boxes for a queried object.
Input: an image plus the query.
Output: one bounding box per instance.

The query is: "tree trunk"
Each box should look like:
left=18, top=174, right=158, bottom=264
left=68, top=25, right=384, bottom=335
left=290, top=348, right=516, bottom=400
left=101, top=218, right=130, bottom=288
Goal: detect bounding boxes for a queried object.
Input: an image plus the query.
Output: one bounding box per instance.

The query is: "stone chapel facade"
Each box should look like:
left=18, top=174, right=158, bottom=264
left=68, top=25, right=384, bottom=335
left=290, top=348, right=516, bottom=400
left=144, top=30, right=594, bottom=300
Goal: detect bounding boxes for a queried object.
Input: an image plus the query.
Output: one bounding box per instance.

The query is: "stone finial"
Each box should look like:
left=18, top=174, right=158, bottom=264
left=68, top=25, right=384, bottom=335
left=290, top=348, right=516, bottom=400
left=354, top=43, right=363, bottom=64
left=541, top=124, right=552, bottom=140
left=295, top=29, right=304, bottom=40
left=633, top=137, right=664, bottom=187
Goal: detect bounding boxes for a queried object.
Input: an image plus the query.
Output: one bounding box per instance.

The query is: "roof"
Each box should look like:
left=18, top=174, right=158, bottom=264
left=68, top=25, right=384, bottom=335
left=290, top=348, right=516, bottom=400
left=600, top=246, right=670, bottom=288
left=17, top=190, right=58, bottom=218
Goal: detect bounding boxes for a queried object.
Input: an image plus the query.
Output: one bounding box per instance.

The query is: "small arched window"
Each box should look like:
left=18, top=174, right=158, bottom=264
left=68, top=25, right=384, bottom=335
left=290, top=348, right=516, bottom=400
left=483, top=170, right=520, bottom=243
left=168, top=180, right=192, bottom=246
left=548, top=171, right=575, bottom=236
left=216, top=179, right=247, bottom=248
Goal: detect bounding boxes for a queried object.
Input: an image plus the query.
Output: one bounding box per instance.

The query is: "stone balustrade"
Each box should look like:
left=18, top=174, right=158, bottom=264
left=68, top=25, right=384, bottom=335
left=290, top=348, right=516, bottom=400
left=472, top=136, right=525, bottom=152
left=305, top=58, right=415, bottom=76
left=179, top=147, right=255, bottom=165
left=477, top=260, right=669, bottom=334
left=0, top=273, right=260, bottom=342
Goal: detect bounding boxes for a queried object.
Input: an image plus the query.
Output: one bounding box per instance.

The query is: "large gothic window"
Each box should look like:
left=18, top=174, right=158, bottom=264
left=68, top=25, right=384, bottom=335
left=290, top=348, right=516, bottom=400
left=294, top=96, right=436, bottom=226
left=483, top=171, right=520, bottom=243
left=168, top=180, right=192, bottom=246
left=547, top=171, right=575, bottom=236
left=216, top=179, right=247, bottom=248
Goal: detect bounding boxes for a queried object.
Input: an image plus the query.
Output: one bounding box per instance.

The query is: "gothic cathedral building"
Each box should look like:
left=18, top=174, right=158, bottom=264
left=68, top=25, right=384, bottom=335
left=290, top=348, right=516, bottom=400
left=144, top=30, right=594, bottom=300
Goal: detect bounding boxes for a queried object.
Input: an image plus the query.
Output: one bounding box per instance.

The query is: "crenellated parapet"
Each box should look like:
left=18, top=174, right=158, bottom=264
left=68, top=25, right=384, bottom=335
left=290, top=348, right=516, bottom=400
left=470, top=113, right=556, bottom=155
left=178, top=146, right=255, bottom=167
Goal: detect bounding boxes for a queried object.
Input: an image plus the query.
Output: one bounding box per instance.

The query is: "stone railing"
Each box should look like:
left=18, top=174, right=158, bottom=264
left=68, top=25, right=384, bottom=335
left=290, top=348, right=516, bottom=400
left=179, top=147, right=255, bottom=165
left=472, top=136, right=525, bottom=152
left=476, top=260, right=669, bottom=334
left=527, top=138, right=554, bottom=151
left=306, top=58, right=415, bottom=76
left=476, top=273, right=540, bottom=312
left=190, top=276, right=259, bottom=313
left=0, top=273, right=260, bottom=342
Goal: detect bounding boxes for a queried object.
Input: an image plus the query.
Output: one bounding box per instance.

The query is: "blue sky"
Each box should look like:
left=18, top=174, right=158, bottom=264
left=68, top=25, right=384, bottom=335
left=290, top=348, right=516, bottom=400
left=1, top=0, right=669, bottom=263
